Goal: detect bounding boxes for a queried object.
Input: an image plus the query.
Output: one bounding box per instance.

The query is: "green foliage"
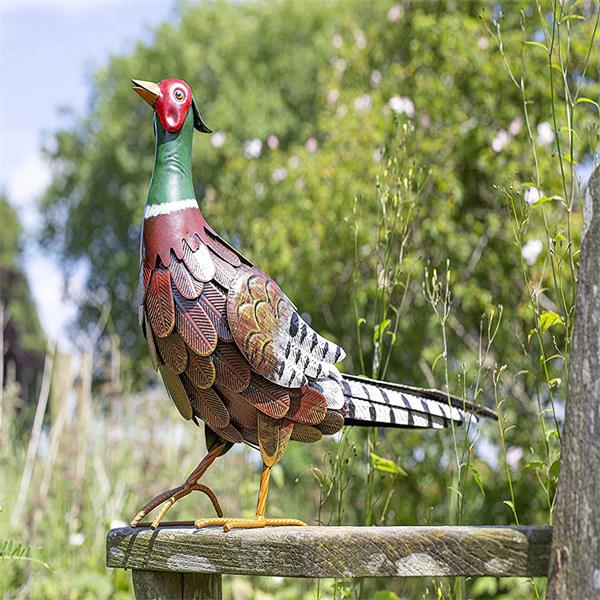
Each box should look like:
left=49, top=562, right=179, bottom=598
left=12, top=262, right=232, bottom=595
left=0, top=197, right=45, bottom=351
left=0, top=195, right=45, bottom=398
left=0, top=539, right=49, bottom=570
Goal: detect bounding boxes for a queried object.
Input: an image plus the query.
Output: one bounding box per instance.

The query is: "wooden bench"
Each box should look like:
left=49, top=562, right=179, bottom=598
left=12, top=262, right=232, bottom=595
left=106, top=524, right=552, bottom=599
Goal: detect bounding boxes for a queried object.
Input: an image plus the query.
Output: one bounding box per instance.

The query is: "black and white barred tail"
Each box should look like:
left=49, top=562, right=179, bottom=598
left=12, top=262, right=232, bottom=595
left=339, top=374, right=497, bottom=429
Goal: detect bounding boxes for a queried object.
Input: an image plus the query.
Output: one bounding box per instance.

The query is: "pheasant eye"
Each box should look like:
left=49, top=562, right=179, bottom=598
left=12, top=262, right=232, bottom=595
left=173, top=89, right=185, bottom=101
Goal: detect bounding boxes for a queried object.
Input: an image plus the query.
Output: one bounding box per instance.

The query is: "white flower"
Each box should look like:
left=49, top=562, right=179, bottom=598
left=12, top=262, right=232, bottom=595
left=288, top=155, right=300, bottom=168
left=353, top=94, right=372, bottom=112
left=506, top=446, right=524, bottom=468
left=266, top=134, right=279, bottom=150
left=305, top=137, right=319, bottom=153
left=373, top=146, right=385, bottom=162
left=491, top=129, right=510, bottom=153
left=524, top=186, right=544, bottom=205
left=522, top=239, right=543, bottom=265
left=110, top=520, right=128, bottom=530
left=378, top=269, right=391, bottom=290
left=537, top=121, right=554, bottom=146
left=509, top=117, right=523, bottom=136
left=355, top=31, right=367, bottom=49
left=210, top=131, right=225, bottom=148
left=327, top=89, right=339, bottom=105
left=254, top=182, right=266, bottom=196
left=332, top=58, right=347, bottom=72
left=413, top=447, right=426, bottom=462
left=332, top=34, right=343, bottom=49
left=420, top=113, right=432, bottom=129
left=295, top=177, right=305, bottom=190
left=387, top=4, right=404, bottom=22
left=271, top=167, right=288, bottom=182
left=370, top=70, right=382, bottom=86
left=244, top=138, right=262, bottom=159
left=388, top=96, right=415, bottom=118
left=69, top=532, right=85, bottom=546
left=477, top=36, right=489, bottom=50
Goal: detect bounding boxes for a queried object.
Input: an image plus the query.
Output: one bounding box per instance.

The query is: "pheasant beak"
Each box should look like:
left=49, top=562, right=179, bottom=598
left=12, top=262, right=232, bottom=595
left=131, top=79, right=161, bottom=107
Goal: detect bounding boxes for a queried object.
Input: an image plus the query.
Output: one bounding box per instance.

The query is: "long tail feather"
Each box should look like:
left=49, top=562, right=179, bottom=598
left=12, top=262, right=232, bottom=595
left=341, top=374, right=497, bottom=429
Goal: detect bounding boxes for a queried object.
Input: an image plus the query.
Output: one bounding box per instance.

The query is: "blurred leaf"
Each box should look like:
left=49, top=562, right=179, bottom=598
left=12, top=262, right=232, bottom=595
left=575, top=97, right=600, bottom=114
left=373, top=319, right=391, bottom=343
left=548, top=377, right=562, bottom=389
left=370, top=452, right=406, bottom=476
left=469, top=463, right=486, bottom=496
left=539, top=311, right=564, bottom=334
left=524, top=41, right=549, bottom=52
left=532, top=195, right=564, bottom=207
left=448, top=486, right=464, bottom=498
left=524, top=460, right=545, bottom=470
left=471, top=577, right=498, bottom=594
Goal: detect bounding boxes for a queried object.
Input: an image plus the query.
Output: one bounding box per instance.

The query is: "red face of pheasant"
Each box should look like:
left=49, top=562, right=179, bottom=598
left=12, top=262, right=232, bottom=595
left=155, top=79, right=192, bottom=132
left=131, top=78, right=212, bottom=134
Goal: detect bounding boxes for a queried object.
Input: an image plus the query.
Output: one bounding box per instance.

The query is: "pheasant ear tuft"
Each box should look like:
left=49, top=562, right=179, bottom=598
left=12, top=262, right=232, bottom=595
left=192, top=97, right=212, bottom=133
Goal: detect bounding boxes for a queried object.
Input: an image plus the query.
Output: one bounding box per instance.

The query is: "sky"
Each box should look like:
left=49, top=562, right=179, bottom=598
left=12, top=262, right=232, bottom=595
left=0, top=0, right=177, bottom=340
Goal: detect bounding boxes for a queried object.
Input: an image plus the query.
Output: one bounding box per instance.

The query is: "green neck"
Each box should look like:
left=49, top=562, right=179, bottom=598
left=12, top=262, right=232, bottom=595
left=147, top=110, right=196, bottom=206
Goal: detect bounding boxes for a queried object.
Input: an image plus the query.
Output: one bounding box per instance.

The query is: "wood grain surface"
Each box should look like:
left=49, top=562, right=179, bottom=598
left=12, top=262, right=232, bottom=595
left=132, top=571, right=221, bottom=600
left=107, top=525, right=551, bottom=578
left=547, top=165, right=600, bottom=598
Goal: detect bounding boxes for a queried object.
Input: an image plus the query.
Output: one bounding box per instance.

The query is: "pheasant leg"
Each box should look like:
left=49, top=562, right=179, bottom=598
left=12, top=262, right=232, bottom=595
left=130, top=442, right=226, bottom=528
left=195, top=463, right=306, bottom=532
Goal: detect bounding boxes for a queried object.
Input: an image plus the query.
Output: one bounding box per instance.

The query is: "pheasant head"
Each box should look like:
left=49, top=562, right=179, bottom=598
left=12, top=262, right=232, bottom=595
left=132, top=78, right=211, bottom=134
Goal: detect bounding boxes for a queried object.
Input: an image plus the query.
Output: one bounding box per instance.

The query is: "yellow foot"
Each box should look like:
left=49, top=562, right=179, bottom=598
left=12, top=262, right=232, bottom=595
left=194, top=516, right=307, bottom=532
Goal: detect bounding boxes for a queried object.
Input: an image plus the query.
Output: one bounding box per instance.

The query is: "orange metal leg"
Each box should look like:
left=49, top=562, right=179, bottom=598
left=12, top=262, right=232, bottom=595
left=130, top=442, right=225, bottom=528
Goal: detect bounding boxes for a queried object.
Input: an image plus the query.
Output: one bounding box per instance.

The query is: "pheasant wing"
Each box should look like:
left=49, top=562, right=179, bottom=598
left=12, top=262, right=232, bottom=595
left=227, top=266, right=346, bottom=388
left=140, top=212, right=344, bottom=450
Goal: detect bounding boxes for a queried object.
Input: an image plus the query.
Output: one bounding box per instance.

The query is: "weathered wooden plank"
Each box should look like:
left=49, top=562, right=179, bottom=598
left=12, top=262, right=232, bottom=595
left=107, top=525, right=551, bottom=578
left=132, top=570, right=222, bottom=600
left=547, top=166, right=600, bottom=598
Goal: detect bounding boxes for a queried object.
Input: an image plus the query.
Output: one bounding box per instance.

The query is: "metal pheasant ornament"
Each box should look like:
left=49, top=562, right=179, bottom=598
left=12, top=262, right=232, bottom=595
left=130, top=78, right=495, bottom=532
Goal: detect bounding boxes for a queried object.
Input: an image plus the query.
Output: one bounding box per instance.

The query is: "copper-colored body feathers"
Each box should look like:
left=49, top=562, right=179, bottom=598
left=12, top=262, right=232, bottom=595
left=139, top=207, right=344, bottom=466
left=146, top=267, right=175, bottom=338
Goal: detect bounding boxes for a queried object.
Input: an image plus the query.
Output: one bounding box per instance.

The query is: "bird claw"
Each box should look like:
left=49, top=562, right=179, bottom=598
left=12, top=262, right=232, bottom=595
left=194, top=516, right=306, bottom=532
left=130, top=482, right=223, bottom=528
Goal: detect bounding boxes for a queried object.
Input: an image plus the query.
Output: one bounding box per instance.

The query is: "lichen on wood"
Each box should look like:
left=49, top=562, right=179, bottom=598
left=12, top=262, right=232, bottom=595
left=107, top=525, right=551, bottom=578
